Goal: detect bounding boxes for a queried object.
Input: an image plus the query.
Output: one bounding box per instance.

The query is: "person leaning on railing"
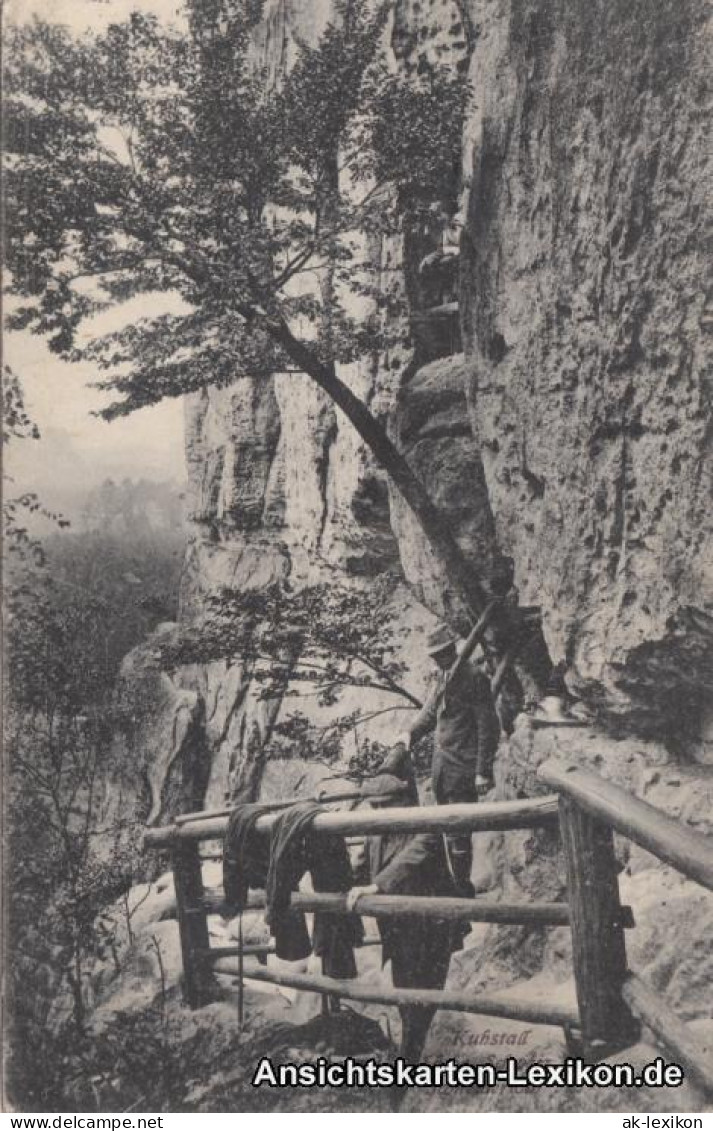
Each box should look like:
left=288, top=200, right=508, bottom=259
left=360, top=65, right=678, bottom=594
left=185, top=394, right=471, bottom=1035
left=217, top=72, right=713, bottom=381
left=397, top=623, right=501, bottom=895
left=345, top=750, right=470, bottom=1064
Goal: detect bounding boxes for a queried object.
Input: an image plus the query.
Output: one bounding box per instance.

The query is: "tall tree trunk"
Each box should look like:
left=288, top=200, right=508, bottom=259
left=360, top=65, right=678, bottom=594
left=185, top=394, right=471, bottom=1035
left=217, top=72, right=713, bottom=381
left=265, top=314, right=548, bottom=700
left=271, top=316, right=487, bottom=615
left=68, top=949, right=85, bottom=1034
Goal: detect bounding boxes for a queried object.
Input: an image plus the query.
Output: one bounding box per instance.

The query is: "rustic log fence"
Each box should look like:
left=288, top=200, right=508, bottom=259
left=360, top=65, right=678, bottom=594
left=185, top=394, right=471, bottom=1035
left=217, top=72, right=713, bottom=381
left=143, top=760, right=713, bottom=1095
left=539, top=761, right=713, bottom=1094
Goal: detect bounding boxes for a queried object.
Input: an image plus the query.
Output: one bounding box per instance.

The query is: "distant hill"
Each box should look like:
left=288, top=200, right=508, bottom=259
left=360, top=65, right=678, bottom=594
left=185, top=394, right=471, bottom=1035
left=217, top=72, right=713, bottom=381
left=34, top=478, right=188, bottom=689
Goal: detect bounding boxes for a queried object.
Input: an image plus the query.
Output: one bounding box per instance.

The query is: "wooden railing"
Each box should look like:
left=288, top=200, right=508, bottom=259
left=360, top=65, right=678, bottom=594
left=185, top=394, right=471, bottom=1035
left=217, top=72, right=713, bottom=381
left=143, top=761, right=713, bottom=1095
left=144, top=795, right=570, bottom=1029
left=539, top=760, right=713, bottom=1095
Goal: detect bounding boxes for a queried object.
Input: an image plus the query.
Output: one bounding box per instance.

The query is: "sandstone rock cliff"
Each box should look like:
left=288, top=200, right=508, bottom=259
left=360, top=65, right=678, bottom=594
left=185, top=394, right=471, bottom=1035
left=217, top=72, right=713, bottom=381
left=460, top=0, right=712, bottom=740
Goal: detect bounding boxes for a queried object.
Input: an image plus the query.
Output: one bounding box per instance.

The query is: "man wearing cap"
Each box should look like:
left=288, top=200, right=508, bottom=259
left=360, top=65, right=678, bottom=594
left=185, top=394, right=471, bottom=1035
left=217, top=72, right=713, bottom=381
left=399, top=622, right=500, bottom=893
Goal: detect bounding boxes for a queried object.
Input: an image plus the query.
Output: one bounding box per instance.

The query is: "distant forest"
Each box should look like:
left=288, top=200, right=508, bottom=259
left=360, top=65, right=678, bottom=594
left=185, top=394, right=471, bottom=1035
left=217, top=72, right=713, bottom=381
left=41, top=477, right=187, bottom=693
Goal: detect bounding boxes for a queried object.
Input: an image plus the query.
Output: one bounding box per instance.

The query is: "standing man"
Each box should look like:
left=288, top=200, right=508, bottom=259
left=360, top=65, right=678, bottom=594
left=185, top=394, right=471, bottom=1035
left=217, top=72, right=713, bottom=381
left=401, top=623, right=500, bottom=893
left=346, top=751, right=469, bottom=1066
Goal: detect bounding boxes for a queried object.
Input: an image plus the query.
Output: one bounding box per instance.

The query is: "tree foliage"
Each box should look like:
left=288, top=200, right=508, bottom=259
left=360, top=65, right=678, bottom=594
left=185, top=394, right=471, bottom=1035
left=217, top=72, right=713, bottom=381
left=2, top=367, right=70, bottom=564
left=4, top=408, right=184, bottom=1048
left=4, top=2, right=468, bottom=419
left=4, top=0, right=508, bottom=650
left=157, top=573, right=423, bottom=774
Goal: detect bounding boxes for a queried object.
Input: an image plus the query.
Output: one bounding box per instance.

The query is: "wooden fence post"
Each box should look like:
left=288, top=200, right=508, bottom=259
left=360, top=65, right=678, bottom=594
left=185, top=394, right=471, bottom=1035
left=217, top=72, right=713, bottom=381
left=172, top=838, right=212, bottom=1009
left=559, top=796, right=640, bottom=1057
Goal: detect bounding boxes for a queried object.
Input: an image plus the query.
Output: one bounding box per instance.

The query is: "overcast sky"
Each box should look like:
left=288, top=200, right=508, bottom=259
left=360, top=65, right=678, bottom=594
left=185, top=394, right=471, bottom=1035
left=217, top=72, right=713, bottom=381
left=4, top=0, right=189, bottom=506
left=4, top=296, right=188, bottom=503
left=6, top=0, right=182, bottom=32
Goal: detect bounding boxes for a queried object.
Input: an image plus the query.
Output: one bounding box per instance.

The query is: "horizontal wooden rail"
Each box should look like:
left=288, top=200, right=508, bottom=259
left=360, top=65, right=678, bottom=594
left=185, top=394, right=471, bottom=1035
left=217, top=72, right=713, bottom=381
left=539, top=762, right=713, bottom=892
left=206, top=943, right=276, bottom=959
left=177, top=789, right=405, bottom=827
left=199, top=840, right=365, bottom=864
left=622, top=973, right=713, bottom=1096
left=204, top=890, right=576, bottom=926
left=203, top=931, right=384, bottom=959
left=212, top=961, right=580, bottom=1028
left=144, top=796, right=560, bottom=849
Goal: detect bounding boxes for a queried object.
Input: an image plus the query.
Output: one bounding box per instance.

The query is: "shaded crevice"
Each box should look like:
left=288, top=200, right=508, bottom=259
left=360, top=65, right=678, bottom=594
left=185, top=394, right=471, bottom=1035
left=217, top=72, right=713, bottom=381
left=315, top=412, right=339, bottom=554
left=408, top=421, right=474, bottom=445
left=607, top=436, right=629, bottom=581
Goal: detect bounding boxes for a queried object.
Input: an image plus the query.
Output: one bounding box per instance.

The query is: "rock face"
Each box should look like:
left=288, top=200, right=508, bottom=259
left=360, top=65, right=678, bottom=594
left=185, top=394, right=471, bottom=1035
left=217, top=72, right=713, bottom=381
left=390, top=354, right=505, bottom=614
left=460, top=0, right=712, bottom=738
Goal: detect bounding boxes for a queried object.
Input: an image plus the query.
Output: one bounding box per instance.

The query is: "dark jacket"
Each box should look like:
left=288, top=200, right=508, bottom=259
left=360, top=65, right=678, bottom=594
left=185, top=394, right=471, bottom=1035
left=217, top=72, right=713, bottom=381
left=223, top=802, right=270, bottom=914
left=410, top=661, right=500, bottom=796
left=223, top=802, right=311, bottom=961
left=358, top=826, right=469, bottom=988
left=266, top=802, right=363, bottom=978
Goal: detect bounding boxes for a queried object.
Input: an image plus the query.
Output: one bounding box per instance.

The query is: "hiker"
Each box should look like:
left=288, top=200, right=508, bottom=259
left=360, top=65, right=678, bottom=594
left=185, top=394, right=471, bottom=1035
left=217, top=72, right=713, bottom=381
left=400, top=622, right=500, bottom=893
left=418, top=201, right=462, bottom=307
left=345, top=748, right=469, bottom=1063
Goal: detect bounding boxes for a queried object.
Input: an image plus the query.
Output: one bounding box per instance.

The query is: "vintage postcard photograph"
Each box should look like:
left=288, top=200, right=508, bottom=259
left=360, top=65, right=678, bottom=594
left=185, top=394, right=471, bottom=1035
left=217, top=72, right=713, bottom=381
left=2, top=0, right=711, bottom=1119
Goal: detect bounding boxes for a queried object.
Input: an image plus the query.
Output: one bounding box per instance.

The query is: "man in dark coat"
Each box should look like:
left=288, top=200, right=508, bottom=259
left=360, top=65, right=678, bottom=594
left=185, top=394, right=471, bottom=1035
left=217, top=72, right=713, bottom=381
left=401, top=623, right=500, bottom=892
left=346, top=750, right=469, bottom=1063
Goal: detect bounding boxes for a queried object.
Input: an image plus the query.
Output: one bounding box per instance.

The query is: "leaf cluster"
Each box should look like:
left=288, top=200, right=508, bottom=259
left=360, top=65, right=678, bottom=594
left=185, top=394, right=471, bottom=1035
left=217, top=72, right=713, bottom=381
left=4, top=2, right=468, bottom=416
left=159, top=572, right=416, bottom=705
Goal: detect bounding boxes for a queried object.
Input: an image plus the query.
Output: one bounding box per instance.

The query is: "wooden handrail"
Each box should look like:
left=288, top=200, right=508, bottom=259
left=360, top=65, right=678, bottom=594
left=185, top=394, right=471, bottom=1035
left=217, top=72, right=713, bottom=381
left=211, top=961, right=580, bottom=1028
left=144, top=795, right=560, bottom=848
left=557, top=795, right=640, bottom=1054
left=205, top=938, right=383, bottom=960
left=622, top=973, right=713, bottom=1096
left=176, top=789, right=405, bottom=827
left=539, top=761, right=713, bottom=892
left=211, top=890, right=575, bottom=926
left=447, top=598, right=501, bottom=680
left=150, top=755, right=712, bottom=1059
